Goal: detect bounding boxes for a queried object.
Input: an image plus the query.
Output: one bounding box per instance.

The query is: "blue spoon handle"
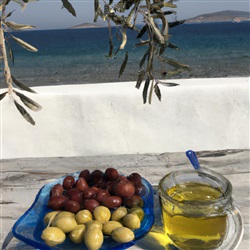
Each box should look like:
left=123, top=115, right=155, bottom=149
left=186, top=150, right=201, bottom=170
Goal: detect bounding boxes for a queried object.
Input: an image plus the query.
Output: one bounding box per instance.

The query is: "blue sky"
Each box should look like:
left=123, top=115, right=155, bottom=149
left=6, top=0, right=250, bottom=30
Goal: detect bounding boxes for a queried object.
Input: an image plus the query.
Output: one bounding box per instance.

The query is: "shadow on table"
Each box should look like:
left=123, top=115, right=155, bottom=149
left=136, top=225, right=179, bottom=250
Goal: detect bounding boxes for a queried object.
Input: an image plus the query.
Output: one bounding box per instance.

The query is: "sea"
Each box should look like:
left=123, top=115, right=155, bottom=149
left=2, top=21, right=250, bottom=88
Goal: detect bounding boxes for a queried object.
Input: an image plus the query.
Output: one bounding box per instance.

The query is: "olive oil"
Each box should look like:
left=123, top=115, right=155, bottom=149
left=161, top=182, right=227, bottom=250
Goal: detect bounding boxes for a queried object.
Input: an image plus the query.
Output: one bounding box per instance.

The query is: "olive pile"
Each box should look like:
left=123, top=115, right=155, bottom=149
left=41, top=205, right=144, bottom=249
left=42, top=168, right=147, bottom=249
left=47, top=168, right=145, bottom=214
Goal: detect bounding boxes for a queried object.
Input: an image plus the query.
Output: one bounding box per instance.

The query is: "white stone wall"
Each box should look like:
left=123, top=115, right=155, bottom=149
left=1, top=77, right=249, bottom=159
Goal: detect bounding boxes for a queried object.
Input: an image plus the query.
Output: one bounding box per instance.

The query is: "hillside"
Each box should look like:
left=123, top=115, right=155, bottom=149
left=186, top=10, right=250, bottom=23
left=69, top=23, right=102, bottom=29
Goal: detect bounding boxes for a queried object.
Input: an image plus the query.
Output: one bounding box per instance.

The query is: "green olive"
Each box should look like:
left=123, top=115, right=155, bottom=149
left=69, top=224, right=86, bottom=244
left=43, top=211, right=59, bottom=226
left=75, top=209, right=92, bottom=224
left=122, top=214, right=140, bottom=230
left=93, top=206, right=111, bottom=223
left=41, top=226, right=66, bottom=246
left=55, top=211, right=75, bottom=219
left=84, top=227, right=104, bottom=250
left=129, top=206, right=145, bottom=221
left=85, top=220, right=103, bottom=230
left=102, top=221, right=123, bottom=235
left=111, top=207, right=128, bottom=221
left=111, top=227, right=135, bottom=243
left=52, top=216, right=78, bottom=233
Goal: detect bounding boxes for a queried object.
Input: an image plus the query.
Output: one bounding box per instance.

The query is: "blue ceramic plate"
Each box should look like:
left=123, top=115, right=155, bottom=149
left=12, top=173, right=155, bottom=250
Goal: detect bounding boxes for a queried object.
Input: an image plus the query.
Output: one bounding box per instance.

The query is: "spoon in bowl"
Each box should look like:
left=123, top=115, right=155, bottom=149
left=186, top=150, right=201, bottom=170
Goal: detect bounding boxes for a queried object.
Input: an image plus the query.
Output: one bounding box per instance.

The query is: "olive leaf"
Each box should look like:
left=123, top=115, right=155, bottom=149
left=5, top=21, right=36, bottom=30
left=9, top=33, right=38, bottom=52
left=107, top=36, right=114, bottom=58
left=163, top=11, right=176, bottom=16
left=164, top=68, right=185, bottom=77
left=157, top=80, right=179, bottom=87
left=139, top=49, right=149, bottom=68
left=148, top=80, right=154, bottom=105
left=12, top=75, right=37, bottom=94
left=14, top=100, right=35, bottom=125
left=106, top=20, right=114, bottom=58
left=118, top=51, right=128, bottom=78
left=135, top=40, right=150, bottom=48
left=94, top=0, right=99, bottom=22
left=5, top=38, right=14, bottom=65
left=0, top=92, right=8, bottom=101
left=119, top=28, right=127, bottom=50
left=142, top=78, right=150, bottom=104
left=61, top=0, right=76, bottom=17
left=11, top=0, right=27, bottom=9
left=14, top=90, right=42, bottom=112
left=20, top=0, right=39, bottom=3
left=5, top=10, right=15, bottom=19
left=2, top=0, right=11, bottom=6
left=169, top=20, right=185, bottom=28
left=159, top=57, right=191, bottom=70
left=154, top=84, right=161, bottom=101
left=135, top=68, right=145, bottom=89
left=143, top=13, right=165, bottom=46
left=137, top=25, right=147, bottom=39
left=146, top=44, right=154, bottom=80
left=150, top=1, right=177, bottom=12
left=167, top=42, right=180, bottom=50
left=114, top=0, right=134, bottom=13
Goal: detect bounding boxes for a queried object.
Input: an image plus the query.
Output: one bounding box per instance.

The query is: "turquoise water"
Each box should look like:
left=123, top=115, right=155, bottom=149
left=2, top=21, right=250, bottom=87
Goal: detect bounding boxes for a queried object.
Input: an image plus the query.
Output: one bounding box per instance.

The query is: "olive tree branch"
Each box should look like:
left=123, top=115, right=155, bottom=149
left=0, top=4, right=13, bottom=96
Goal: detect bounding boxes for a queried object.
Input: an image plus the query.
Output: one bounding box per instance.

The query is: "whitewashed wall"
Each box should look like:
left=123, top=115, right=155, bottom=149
left=1, top=77, right=249, bottom=159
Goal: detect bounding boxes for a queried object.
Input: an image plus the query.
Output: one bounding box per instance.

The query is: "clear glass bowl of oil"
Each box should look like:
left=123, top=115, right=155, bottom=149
left=158, top=168, right=243, bottom=250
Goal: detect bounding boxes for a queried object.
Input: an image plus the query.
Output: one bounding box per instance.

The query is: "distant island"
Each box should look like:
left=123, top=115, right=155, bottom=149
left=69, top=10, right=250, bottom=29
left=69, top=23, right=103, bottom=29
left=186, top=10, right=250, bottom=23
